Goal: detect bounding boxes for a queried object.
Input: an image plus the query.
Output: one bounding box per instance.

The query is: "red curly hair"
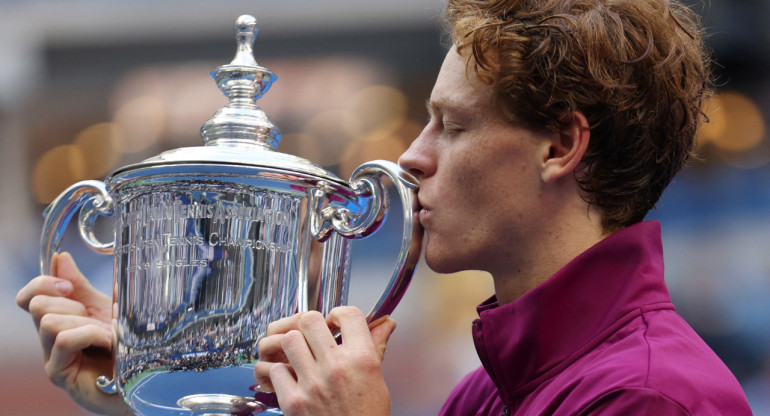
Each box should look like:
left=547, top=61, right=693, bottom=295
left=445, top=0, right=712, bottom=231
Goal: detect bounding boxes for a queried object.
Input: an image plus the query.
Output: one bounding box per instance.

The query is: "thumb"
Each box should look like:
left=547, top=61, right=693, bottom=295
left=369, top=317, right=397, bottom=361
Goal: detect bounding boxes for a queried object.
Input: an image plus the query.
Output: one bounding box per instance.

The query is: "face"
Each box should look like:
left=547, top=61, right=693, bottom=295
left=398, top=46, right=554, bottom=277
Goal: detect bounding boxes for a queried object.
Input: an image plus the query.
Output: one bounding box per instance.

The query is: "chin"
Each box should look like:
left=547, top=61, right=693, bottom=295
left=424, top=250, right=472, bottom=275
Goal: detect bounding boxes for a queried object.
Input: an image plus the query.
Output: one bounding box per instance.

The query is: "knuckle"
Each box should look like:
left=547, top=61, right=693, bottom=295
left=280, top=390, right=314, bottom=416
left=256, top=337, right=285, bottom=363
left=53, top=328, right=75, bottom=350
left=304, top=378, right=329, bottom=400
left=15, top=290, right=28, bottom=309
left=256, top=337, right=268, bottom=351
left=279, top=331, right=297, bottom=353
left=43, top=361, right=63, bottom=386
left=305, top=377, right=321, bottom=394
left=298, top=311, right=323, bottom=327
left=266, top=313, right=301, bottom=335
left=27, top=295, right=48, bottom=316
left=267, top=362, right=284, bottom=379
left=358, top=353, right=382, bottom=372
left=252, top=366, right=273, bottom=390
left=325, top=357, right=349, bottom=380
left=335, top=305, right=364, bottom=319
left=16, top=279, right=43, bottom=309
left=281, top=330, right=303, bottom=348
left=283, top=399, right=308, bottom=416
left=266, top=320, right=279, bottom=335
left=38, top=313, right=60, bottom=333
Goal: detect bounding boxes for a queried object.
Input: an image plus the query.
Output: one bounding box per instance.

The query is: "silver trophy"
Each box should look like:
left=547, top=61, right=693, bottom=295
left=40, top=15, right=421, bottom=416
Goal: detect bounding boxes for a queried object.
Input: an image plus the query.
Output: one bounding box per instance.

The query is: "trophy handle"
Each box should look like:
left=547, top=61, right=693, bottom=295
left=40, top=180, right=116, bottom=275
left=311, top=160, right=423, bottom=324
left=39, top=180, right=118, bottom=395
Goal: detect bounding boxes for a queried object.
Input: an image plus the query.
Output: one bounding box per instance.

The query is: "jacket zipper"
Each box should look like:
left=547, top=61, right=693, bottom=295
left=473, top=319, right=512, bottom=416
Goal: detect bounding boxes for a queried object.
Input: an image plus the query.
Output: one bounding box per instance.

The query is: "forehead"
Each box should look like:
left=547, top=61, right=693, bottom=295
left=429, top=46, right=494, bottom=112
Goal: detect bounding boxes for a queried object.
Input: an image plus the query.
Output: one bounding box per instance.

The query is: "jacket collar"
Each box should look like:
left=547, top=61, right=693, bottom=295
left=473, top=221, right=673, bottom=404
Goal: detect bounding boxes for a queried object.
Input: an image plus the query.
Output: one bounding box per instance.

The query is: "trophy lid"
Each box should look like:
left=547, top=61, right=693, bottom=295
left=110, top=15, right=343, bottom=184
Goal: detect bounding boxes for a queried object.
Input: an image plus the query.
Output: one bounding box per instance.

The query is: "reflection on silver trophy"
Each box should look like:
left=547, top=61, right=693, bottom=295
left=40, top=15, right=421, bottom=416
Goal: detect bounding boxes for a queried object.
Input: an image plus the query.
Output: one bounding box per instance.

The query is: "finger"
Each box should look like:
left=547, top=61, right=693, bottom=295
left=16, top=275, right=74, bottom=311
left=326, top=306, right=372, bottom=348
left=266, top=313, right=303, bottom=336
left=39, top=314, right=112, bottom=361
left=45, top=324, right=113, bottom=387
left=281, top=330, right=317, bottom=381
left=298, top=311, right=337, bottom=363
left=269, top=363, right=300, bottom=410
left=28, top=295, right=88, bottom=329
left=257, top=334, right=288, bottom=364
left=55, top=253, right=107, bottom=305
left=55, top=253, right=113, bottom=324
left=253, top=361, right=277, bottom=392
left=369, top=318, right=397, bottom=360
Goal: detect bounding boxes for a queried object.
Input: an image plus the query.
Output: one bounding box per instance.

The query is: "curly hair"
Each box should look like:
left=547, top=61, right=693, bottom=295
left=445, top=0, right=712, bottom=232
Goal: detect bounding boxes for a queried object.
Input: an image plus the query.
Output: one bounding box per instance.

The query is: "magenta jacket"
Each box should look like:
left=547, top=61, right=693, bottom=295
left=438, top=221, right=752, bottom=415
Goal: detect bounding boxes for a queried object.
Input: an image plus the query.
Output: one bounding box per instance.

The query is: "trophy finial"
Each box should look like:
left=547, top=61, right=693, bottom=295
left=199, top=15, right=280, bottom=149
left=232, top=15, right=259, bottom=67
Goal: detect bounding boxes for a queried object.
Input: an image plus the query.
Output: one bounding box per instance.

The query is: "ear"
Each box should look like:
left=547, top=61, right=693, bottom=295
left=541, top=111, right=590, bottom=183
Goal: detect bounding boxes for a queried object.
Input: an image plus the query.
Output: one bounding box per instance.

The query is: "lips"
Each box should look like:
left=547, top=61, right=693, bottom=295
left=416, top=197, right=431, bottom=226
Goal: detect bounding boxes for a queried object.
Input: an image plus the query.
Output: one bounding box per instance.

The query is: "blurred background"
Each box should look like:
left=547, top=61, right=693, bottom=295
left=1, top=0, right=768, bottom=414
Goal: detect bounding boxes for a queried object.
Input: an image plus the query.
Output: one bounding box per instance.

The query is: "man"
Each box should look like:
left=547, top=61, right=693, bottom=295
left=252, top=0, right=752, bottom=415
left=17, top=1, right=752, bottom=415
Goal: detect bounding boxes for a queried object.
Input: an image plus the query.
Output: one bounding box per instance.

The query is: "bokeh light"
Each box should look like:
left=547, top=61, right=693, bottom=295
left=113, top=95, right=167, bottom=154
left=302, top=110, right=357, bottom=166
left=340, top=120, right=421, bottom=178
left=278, top=132, right=323, bottom=165
left=32, top=144, right=86, bottom=203
left=699, top=92, right=766, bottom=154
left=73, top=122, right=123, bottom=178
left=343, top=85, right=408, bottom=138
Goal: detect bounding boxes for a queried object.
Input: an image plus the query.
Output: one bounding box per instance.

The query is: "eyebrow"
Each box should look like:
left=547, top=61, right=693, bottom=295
left=424, top=98, right=434, bottom=115
left=426, top=97, right=469, bottom=121
left=425, top=98, right=451, bottom=116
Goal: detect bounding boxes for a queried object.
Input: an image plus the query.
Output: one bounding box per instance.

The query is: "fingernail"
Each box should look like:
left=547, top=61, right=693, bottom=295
left=252, top=383, right=269, bottom=393
left=55, top=280, right=73, bottom=295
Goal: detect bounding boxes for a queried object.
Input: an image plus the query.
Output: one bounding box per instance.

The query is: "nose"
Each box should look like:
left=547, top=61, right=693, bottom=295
left=398, top=127, right=435, bottom=179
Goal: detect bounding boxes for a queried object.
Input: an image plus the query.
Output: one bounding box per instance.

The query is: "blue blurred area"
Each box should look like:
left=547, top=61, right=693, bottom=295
left=651, top=164, right=770, bottom=226
left=648, top=164, right=770, bottom=413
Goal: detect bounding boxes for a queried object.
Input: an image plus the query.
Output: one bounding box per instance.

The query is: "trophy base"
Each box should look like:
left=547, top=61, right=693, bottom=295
left=177, top=394, right=267, bottom=416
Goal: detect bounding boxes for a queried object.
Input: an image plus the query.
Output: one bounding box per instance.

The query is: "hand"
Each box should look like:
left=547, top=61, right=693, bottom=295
left=254, top=306, right=396, bottom=416
left=16, top=252, right=130, bottom=416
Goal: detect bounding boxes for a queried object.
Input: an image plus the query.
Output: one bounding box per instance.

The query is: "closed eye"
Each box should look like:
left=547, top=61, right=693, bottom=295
left=443, top=121, right=464, bottom=135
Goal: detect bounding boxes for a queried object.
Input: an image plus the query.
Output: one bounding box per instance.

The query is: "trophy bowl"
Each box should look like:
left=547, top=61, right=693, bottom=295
left=39, top=15, right=421, bottom=416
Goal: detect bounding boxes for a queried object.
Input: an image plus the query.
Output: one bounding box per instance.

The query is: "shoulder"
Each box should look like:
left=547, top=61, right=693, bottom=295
left=575, top=386, right=690, bottom=415
left=549, top=309, right=752, bottom=415
left=640, top=309, right=752, bottom=413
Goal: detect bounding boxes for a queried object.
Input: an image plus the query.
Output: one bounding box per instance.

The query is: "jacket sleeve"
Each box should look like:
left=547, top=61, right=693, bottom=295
left=577, top=387, right=690, bottom=416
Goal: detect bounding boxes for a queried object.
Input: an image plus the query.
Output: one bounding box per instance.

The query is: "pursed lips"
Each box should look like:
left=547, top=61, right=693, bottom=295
left=416, top=196, right=431, bottom=226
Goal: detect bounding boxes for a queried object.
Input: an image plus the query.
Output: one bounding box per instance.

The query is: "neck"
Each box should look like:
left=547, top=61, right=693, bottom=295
left=491, top=200, right=607, bottom=305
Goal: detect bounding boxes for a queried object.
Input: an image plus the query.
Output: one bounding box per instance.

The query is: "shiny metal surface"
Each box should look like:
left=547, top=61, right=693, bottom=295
left=177, top=394, right=267, bottom=416
left=41, top=180, right=115, bottom=275
left=37, top=14, right=421, bottom=416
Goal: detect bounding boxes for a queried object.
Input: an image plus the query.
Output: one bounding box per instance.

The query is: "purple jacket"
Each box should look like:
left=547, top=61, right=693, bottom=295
left=438, top=221, right=752, bottom=415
